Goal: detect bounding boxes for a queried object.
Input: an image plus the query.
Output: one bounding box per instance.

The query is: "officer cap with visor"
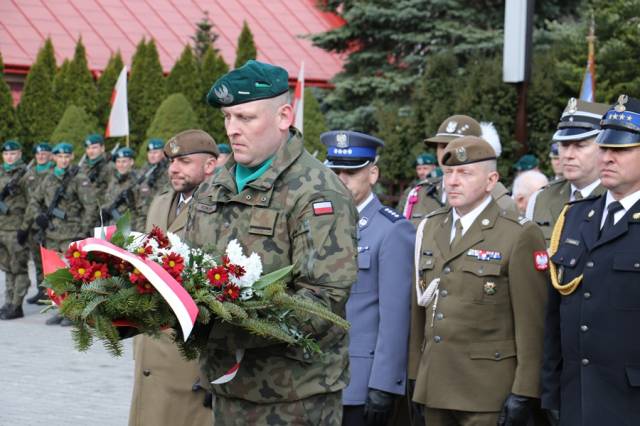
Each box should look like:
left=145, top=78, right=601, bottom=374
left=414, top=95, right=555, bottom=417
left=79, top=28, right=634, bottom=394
left=321, top=131, right=384, bottom=170
left=597, top=95, right=640, bottom=148
left=552, top=97, right=609, bottom=143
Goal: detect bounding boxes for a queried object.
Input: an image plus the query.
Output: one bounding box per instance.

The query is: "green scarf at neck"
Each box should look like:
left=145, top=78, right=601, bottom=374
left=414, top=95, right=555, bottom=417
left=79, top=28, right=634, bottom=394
left=235, top=157, right=274, bottom=192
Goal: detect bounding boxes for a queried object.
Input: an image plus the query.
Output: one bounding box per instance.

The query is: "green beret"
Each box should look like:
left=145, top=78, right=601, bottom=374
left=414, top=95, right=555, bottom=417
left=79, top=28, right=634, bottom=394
left=33, top=142, right=52, bottom=153
left=2, top=140, right=22, bottom=152
left=84, top=134, right=104, bottom=147
left=114, top=147, right=135, bottom=159
left=513, top=154, right=539, bottom=171
left=416, top=153, right=436, bottom=166
left=53, top=142, right=74, bottom=154
left=218, top=143, right=232, bottom=154
left=164, top=129, right=219, bottom=159
left=442, top=136, right=496, bottom=167
left=206, top=60, right=289, bottom=108
left=147, top=138, right=165, bottom=151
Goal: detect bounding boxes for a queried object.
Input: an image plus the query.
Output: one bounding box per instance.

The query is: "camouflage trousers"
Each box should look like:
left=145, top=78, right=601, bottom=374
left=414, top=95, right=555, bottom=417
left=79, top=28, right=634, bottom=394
left=212, top=391, right=342, bottom=426
left=29, top=233, right=44, bottom=286
left=0, top=230, right=30, bottom=305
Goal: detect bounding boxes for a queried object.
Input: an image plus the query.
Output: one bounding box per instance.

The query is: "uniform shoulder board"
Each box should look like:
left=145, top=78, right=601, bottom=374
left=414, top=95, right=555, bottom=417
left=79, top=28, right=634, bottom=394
left=545, top=177, right=567, bottom=189
left=499, top=209, right=530, bottom=226
left=426, top=206, right=449, bottom=218
left=379, top=207, right=404, bottom=223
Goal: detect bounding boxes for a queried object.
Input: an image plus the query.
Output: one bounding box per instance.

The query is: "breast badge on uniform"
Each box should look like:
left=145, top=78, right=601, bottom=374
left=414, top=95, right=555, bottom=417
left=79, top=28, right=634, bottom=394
left=467, top=249, right=501, bottom=261
left=483, top=281, right=497, bottom=296
left=534, top=250, right=549, bottom=271
left=359, top=217, right=368, bottom=227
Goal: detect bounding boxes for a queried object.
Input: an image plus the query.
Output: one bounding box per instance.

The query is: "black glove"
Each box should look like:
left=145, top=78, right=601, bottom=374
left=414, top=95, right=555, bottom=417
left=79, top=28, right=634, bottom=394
left=35, top=214, right=49, bottom=229
left=203, top=391, right=213, bottom=408
left=363, top=388, right=395, bottom=426
left=16, top=229, right=29, bottom=245
left=497, top=393, right=534, bottom=426
left=100, top=208, right=112, bottom=222
left=545, top=409, right=560, bottom=426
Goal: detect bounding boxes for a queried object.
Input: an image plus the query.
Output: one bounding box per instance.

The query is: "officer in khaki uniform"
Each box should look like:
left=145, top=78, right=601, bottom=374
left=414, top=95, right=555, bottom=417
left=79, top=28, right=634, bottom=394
left=101, top=147, right=140, bottom=226
left=186, top=60, right=358, bottom=425
left=134, top=138, right=170, bottom=231
left=409, top=136, right=549, bottom=426
left=0, top=140, right=31, bottom=320
left=402, top=116, right=516, bottom=225
left=526, top=98, right=609, bottom=244
left=129, top=130, right=219, bottom=426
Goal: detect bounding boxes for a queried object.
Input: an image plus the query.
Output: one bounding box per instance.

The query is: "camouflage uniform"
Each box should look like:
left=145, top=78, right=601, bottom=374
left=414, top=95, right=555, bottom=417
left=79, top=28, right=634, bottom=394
left=186, top=129, right=358, bottom=425
left=102, top=170, right=141, bottom=226
left=25, top=167, right=99, bottom=253
left=80, top=155, right=113, bottom=205
left=0, top=161, right=31, bottom=311
left=134, top=160, right=169, bottom=231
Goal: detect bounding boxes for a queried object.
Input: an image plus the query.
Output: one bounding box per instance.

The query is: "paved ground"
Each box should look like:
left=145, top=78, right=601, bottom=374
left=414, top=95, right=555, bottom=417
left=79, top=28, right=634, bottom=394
left=0, top=262, right=134, bottom=426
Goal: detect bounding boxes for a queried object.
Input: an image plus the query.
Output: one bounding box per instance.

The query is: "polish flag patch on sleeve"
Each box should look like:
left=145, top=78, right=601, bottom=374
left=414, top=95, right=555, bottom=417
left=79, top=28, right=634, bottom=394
left=534, top=250, right=549, bottom=271
left=313, top=201, right=334, bottom=216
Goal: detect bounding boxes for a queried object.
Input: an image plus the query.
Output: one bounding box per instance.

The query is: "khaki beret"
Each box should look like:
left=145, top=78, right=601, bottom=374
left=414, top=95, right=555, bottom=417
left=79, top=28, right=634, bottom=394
left=425, top=114, right=482, bottom=145
left=441, top=136, right=496, bottom=167
left=164, top=129, right=219, bottom=159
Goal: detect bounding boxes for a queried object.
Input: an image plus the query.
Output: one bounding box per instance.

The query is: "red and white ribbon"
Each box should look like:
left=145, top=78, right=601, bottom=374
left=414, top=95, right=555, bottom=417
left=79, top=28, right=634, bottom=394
left=211, top=349, right=245, bottom=385
left=76, top=237, right=198, bottom=340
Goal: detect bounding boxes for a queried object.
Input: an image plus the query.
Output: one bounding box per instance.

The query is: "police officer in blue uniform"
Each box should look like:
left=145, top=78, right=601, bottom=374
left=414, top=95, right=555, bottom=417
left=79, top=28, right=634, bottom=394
left=542, top=95, right=640, bottom=426
left=321, top=130, right=415, bottom=426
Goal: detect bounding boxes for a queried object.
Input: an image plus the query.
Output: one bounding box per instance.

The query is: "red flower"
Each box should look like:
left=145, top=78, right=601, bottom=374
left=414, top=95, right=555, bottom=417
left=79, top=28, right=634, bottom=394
left=223, top=283, right=240, bottom=301
left=162, top=253, right=184, bottom=275
left=118, top=260, right=133, bottom=273
left=148, top=225, right=169, bottom=248
left=136, top=282, right=155, bottom=294
left=70, top=259, right=92, bottom=282
left=221, top=255, right=230, bottom=266
left=90, top=262, right=110, bottom=281
left=134, top=244, right=153, bottom=258
left=227, top=264, right=246, bottom=278
left=207, top=266, right=228, bottom=288
left=89, top=252, right=110, bottom=264
left=65, top=243, right=87, bottom=261
left=129, top=268, right=146, bottom=285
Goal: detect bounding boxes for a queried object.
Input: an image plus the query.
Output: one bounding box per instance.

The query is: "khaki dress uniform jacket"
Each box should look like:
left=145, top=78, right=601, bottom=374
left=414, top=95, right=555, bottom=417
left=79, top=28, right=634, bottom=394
left=409, top=200, right=548, bottom=412
left=128, top=188, right=212, bottom=426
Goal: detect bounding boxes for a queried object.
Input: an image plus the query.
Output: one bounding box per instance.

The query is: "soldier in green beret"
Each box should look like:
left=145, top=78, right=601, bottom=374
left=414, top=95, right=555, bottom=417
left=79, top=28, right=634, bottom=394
left=100, top=147, right=140, bottom=226
left=0, top=140, right=32, bottom=319
left=134, top=138, right=170, bottom=231
left=216, top=143, right=232, bottom=168
left=409, top=136, right=548, bottom=426
left=80, top=133, right=113, bottom=205
left=24, top=142, right=99, bottom=325
left=397, top=153, right=437, bottom=211
left=513, top=154, right=540, bottom=176
left=186, top=60, right=358, bottom=425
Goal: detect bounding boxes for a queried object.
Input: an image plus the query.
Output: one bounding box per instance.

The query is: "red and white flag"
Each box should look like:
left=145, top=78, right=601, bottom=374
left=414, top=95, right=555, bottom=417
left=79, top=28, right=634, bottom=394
left=105, top=66, right=129, bottom=138
left=292, top=61, right=304, bottom=134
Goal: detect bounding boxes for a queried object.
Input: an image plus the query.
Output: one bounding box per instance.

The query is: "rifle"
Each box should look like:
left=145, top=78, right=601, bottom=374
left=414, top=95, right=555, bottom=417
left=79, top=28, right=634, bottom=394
left=35, top=165, right=80, bottom=244
left=105, top=164, right=158, bottom=221
left=0, top=160, right=33, bottom=215
left=78, top=153, right=87, bottom=167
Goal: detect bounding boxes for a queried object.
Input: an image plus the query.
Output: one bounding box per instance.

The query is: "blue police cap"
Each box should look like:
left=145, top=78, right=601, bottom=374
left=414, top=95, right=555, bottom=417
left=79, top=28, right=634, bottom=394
left=553, top=98, right=609, bottom=142
left=84, top=134, right=104, bottom=147
left=147, top=138, right=164, bottom=151
left=596, top=95, right=640, bottom=148
left=33, top=142, right=52, bottom=154
left=321, top=130, right=384, bottom=169
left=2, top=140, right=22, bottom=152
left=52, top=142, right=74, bottom=154
left=114, top=147, right=135, bottom=159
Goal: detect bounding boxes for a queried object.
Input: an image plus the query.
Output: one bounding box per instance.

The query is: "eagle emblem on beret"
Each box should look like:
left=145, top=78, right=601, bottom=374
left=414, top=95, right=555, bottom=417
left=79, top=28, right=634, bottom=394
left=336, top=132, right=349, bottom=148
left=455, top=146, right=467, bottom=162
left=615, top=94, right=628, bottom=113
left=170, top=139, right=179, bottom=155
left=214, top=84, right=234, bottom=105
left=446, top=121, right=458, bottom=133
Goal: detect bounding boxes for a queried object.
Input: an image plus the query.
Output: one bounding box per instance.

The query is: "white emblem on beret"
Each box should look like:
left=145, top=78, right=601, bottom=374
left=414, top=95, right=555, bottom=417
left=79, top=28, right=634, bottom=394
left=567, top=97, right=578, bottom=114
left=455, top=146, right=467, bottom=162
left=615, top=94, right=628, bottom=113
left=446, top=121, right=458, bottom=133
left=214, top=84, right=234, bottom=105
left=336, top=132, right=349, bottom=148
left=170, top=139, right=179, bottom=155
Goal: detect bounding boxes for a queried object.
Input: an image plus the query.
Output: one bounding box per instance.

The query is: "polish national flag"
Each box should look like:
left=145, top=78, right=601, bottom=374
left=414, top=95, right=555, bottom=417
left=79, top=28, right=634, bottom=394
left=105, top=66, right=129, bottom=138
left=292, top=62, right=304, bottom=134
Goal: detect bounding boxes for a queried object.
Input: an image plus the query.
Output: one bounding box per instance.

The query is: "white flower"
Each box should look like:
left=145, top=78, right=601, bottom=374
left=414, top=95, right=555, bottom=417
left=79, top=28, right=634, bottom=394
left=166, top=232, right=191, bottom=264
left=225, top=239, right=263, bottom=288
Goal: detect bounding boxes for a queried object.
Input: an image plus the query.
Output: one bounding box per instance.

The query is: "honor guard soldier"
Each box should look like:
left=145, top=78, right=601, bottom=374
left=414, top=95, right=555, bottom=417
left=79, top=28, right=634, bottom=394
left=512, top=154, right=540, bottom=176
left=321, top=131, right=415, bottom=426
left=129, top=130, right=218, bottom=426
left=526, top=98, right=609, bottom=244
left=186, top=60, right=358, bottom=425
left=0, top=140, right=31, bottom=320
left=25, top=142, right=56, bottom=304
left=541, top=95, right=640, bottom=426
left=101, top=147, right=140, bottom=226
left=24, top=142, right=98, bottom=325
left=216, top=143, right=232, bottom=168
left=134, top=138, right=169, bottom=231
left=397, top=153, right=437, bottom=211
left=402, top=115, right=516, bottom=225
left=409, top=136, right=549, bottom=426
left=80, top=133, right=112, bottom=204
left=549, top=143, right=563, bottom=181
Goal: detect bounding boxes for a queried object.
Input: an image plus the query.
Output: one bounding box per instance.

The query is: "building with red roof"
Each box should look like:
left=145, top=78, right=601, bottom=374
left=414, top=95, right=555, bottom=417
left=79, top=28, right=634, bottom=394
left=1, top=0, right=344, bottom=103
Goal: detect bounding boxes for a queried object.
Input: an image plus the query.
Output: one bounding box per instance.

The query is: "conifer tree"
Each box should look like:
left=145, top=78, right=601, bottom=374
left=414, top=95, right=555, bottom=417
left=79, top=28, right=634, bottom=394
left=96, top=52, right=124, bottom=128
left=50, top=104, right=98, bottom=157
left=129, top=39, right=167, bottom=150
left=191, top=11, right=219, bottom=60
left=234, top=21, right=257, bottom=68
left=301, top=88, right=328, bottom=160
left=39, top=38, right=57, bottom=81
left=67, top=38, right=98, bottom=118
left=167, top=45, right=202, bottom=121
left=198, top=46, right=229, bottom=143
left=0, top=53, right=19, bottom=143
left=145, top=93, right=199, bottom=142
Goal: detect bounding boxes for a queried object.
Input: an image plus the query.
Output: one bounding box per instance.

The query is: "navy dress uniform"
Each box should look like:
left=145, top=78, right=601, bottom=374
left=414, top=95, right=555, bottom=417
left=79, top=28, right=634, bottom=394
left=322, top=131, right=415, bottom=426
left=542, top=95, right=640, bottom=426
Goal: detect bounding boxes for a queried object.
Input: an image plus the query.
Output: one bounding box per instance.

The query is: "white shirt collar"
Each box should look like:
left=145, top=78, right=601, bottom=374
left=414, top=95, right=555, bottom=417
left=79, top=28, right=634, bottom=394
left=450, top=195, right=492, bottom=241
left=601, top=189, right=640, bottom=228
left=357, top=192, right=375, bottom=214
left=178, top=193, right=193, bottom=205
left=570, top=179, right=600, bottom=201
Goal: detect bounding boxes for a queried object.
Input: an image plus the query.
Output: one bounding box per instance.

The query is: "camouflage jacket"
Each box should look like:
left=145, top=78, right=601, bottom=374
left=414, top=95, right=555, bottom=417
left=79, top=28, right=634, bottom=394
left=134, top=160, right=169, bottom=231
left=25, top=167, right=99, bottom=241
left=186, top=128, right=358, bottom=403
left=0, top=163, right=30, bottom=231
left=102, top=171, right=141, bottom=226
left=24, top=165, right=54, bottom=230
left=80, top=156, right=113, bottom=204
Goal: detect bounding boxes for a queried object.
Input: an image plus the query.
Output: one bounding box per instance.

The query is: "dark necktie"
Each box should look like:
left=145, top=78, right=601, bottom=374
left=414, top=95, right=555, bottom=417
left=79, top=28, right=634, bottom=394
left=176, top=199, right=186, bottom=216
left=451, top=218, right=463, bottom=248
left=600, top=201, right=624, bottom=237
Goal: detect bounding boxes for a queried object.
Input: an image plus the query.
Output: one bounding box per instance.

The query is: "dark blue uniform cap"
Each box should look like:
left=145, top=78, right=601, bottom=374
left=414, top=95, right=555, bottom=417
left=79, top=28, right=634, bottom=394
left=553, top=98, right=609, bottom=142
left=85, top=133, right=104, bottom=147
left=596, top=95, right=640, bottom=148
left=550, top=142, right=559, bottom=157
left=321, top=130, right=384, bottom=169
left=33, top=142, right=52, bottom=153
